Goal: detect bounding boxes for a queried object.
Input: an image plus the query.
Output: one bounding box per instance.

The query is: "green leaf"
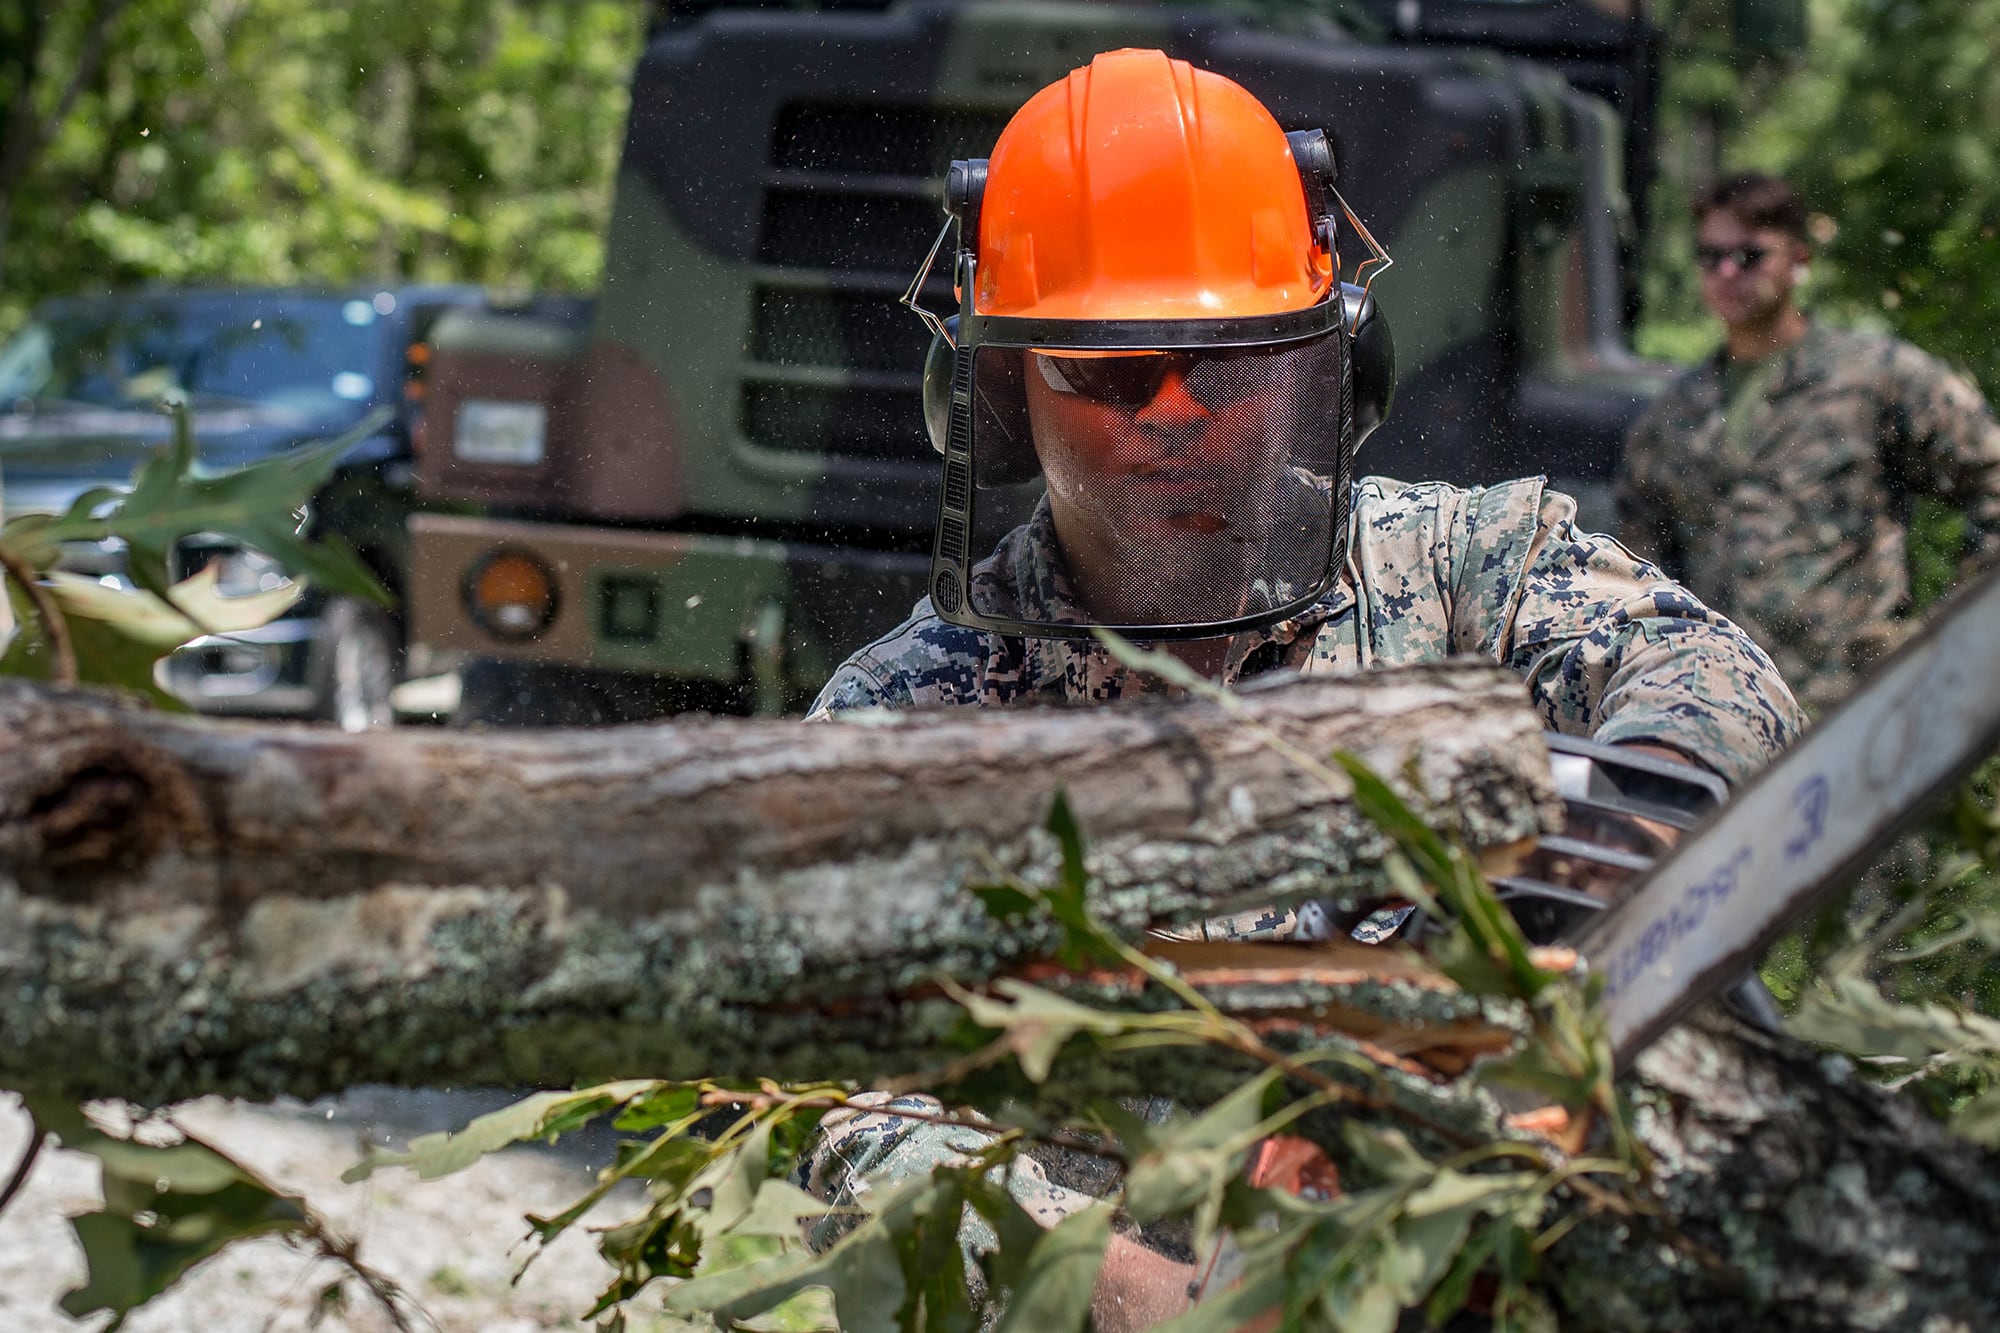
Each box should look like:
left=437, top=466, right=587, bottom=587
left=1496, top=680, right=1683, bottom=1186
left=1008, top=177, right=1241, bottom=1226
left=1, top=563, right=304, bottom=700
left=612, top=1085, right=704, bottom=1133
left=36, top=402, right=391, bottom=609
left=730, top=1179, right=842, bottom=1240
left=691, top=1222, right=839, bottom=1332
left=1789, top=975, right=2000, bottom=1065
left=950, top=978, right=1142, bottom=1084
left=53, top=1118, right=310, bottom=1323
left=687, top=1117, right=777, bottom=1239
left=1339, top=1123, right=1434, bottom=1188
left=968, top=883, right=1039, bottom=922
left=530, top=1138, right=705, bottom=1251
left=1383, top=1170, right=1536, bottom=1308
left=1426, top=1216, right=1516, bottom=1326
left=1950, top=1086, right=2000, bottom=1148
left=990, top=1204, right=1112, bottom=1333
left=1, top=578, right=171, bottom=704
left=344, top=1080, right=661, bottom=1183
left=1334, top=751, right=1552, bottom=1002
left=963, top=1170, right=1052, bottom=1297
left=896, top=1168, right=978, bottom=1333
left=1045, top=790, right=1090, bottom=910
left=666, top=1174, right=936, bottom=1333
left=0, top=510, right=69, bottom=569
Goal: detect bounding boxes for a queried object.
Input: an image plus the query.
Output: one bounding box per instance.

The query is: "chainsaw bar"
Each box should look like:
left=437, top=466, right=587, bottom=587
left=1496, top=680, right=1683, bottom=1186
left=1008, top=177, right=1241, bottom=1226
left=1571, top=567, right=2000, bottom=1068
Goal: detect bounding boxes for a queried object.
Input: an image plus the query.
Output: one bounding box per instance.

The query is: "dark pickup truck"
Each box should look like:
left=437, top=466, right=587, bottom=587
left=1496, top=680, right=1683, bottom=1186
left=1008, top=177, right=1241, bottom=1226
left=0, top=284, right=493, bottom=727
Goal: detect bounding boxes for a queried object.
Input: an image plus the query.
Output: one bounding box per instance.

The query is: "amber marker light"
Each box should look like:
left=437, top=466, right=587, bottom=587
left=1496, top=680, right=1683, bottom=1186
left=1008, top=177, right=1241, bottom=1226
left=465, top=549, right=559, bottom=639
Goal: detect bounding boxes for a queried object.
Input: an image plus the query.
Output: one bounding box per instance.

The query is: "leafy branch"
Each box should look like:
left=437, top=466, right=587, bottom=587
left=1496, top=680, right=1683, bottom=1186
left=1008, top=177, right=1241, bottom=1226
left=0, top=396, right=388, bottom=700
left=10, top=1095, right=421, bottom=1332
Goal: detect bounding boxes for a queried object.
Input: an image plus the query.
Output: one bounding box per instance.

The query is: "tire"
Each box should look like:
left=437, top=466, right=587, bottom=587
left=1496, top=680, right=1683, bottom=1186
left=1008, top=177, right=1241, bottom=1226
left=452, top=660, right=744, bottom=728
left=312, top=597, right=400, bottom=732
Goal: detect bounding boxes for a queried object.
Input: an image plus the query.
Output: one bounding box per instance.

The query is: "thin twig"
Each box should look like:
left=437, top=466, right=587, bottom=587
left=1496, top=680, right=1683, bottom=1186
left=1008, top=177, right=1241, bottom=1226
left=0, top=544, right=75, bottom=684
left=0, top=1121, right=47, bottom=1221
left=311, top=1224, right=431, bottom=1333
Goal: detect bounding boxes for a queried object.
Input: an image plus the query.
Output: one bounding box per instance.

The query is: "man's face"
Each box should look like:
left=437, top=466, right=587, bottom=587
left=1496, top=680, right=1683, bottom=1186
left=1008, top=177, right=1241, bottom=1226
left=1694, top=211, right=1808, bottom=330
left=1018, top=344, right=1326, bottom=624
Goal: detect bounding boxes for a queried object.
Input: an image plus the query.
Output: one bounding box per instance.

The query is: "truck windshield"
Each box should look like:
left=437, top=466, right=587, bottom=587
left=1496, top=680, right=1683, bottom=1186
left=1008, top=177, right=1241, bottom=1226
left=0, top=294, right=387, bottom=420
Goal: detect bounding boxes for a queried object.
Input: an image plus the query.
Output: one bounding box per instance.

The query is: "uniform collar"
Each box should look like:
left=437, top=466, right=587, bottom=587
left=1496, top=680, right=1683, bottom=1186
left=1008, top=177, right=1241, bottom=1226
left=989, top=498, right=1356, bottom=698
left=1711, top=317, right=1832, bottom=396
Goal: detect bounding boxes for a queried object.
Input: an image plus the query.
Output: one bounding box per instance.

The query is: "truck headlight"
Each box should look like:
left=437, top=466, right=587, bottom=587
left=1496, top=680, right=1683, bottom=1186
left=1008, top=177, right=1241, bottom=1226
left=464, top=549, right=558, bottom=639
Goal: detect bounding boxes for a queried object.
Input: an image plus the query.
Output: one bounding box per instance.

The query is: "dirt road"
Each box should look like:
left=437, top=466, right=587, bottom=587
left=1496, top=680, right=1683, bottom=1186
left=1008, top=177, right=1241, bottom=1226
left=0, top=1090, right=702, bottom=1332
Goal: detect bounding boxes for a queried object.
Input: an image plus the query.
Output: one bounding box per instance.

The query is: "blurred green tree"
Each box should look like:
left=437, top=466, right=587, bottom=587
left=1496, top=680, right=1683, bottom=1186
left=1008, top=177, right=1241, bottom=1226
left=1639, top=0, right=2000, bottom=401
left=0, top=0, right=646, bottom=331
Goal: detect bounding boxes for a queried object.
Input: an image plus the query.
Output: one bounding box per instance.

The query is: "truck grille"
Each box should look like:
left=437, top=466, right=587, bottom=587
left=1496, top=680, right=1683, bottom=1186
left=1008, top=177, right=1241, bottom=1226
left=744, top=101, right=1012, bottom=460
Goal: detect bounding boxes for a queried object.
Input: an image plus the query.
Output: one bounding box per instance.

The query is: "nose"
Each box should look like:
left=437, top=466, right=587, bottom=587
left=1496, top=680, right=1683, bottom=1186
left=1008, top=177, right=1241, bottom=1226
left=1131, top=366, right=1210, bottom=430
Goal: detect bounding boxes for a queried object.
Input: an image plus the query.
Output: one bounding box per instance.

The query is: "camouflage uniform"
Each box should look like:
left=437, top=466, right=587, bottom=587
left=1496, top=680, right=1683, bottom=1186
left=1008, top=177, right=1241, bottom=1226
left=1617, top=322, right=2000, bottom=713
left=811, top=474, right=1803, bottom=785
left=800, top=474, right=1804, bottom=1270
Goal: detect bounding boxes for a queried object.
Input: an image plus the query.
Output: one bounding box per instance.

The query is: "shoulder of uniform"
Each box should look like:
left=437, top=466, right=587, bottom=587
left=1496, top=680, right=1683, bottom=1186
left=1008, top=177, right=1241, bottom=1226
left=1353, top=474, right=1458, bottom=511
left=1811, top=325, right=1976, bottom=395
left=849, top=600, right=996, bottom=674
left=1353, top=473, right=1547, bottom=522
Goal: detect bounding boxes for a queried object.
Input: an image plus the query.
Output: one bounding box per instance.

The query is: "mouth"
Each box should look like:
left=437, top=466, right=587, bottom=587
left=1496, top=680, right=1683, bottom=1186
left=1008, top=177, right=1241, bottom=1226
left=1123, top=461, right=1231, bottom=491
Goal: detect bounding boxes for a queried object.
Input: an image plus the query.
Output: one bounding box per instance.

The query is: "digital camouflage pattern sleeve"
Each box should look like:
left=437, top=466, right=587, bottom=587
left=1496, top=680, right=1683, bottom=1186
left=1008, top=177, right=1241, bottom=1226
left=1498, top=488, right=1803, bottom=786
left=1878, top=336, right=2000, bottom=575
left=1330, top=476, right=1801, bottom=786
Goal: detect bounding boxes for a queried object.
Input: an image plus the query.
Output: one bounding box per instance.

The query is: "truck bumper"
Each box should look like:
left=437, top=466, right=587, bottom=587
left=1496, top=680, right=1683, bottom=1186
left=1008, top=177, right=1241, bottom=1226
left=408, top=513, right=930, bottom=708
left=160, top=616, right=322, bottom=716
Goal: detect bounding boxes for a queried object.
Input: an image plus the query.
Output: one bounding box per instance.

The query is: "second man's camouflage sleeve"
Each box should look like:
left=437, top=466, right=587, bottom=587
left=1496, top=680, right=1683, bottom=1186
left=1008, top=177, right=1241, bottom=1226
left=1879, top=340, right=2000, bottom=578
left=1493, top=489, right=1805, bottom=785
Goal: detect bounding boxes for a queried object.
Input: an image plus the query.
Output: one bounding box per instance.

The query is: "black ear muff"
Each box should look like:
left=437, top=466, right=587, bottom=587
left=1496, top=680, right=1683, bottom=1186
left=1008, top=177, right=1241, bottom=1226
left=971, top=350, right=1037, bottom=487
left=924, top=314, right=1040, bottom=486
left=922, top=319, right=1040, bottom=488
left=1341, top=282, right=1395, bottom=450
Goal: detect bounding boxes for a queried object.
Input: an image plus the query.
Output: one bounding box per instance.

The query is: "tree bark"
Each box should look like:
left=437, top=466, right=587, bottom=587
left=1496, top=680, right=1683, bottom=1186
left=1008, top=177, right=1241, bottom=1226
left=5, top=669, right=2000, bottom=1329
left=1558, top=1011, right=2000, bottom=1331
left=0, top=662, right=1555, bottom=1103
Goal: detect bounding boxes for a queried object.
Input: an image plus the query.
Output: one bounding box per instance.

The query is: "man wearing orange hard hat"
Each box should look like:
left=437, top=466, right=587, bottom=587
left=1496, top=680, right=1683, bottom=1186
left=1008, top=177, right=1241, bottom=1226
left=809, top=48, right=1796, bottom=801
left=800, top=48, right=1802, bottom=1326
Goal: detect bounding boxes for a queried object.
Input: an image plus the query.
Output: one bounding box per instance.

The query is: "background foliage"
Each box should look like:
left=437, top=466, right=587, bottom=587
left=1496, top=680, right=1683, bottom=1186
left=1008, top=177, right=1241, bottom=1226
left=1638, top=0, right=2000, bottom=400
left=0, top=0, right=646, bottom=333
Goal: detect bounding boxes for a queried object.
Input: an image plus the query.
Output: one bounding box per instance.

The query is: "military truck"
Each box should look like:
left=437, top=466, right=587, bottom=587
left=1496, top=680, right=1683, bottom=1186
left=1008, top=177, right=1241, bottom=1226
left=407, top=0, right=1784, bottom=725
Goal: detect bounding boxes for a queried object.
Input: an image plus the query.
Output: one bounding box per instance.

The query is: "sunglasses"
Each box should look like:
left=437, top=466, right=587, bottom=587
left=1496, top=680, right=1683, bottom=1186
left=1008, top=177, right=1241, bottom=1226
left=1033, top=346, right=1287, bottom=410
left=1694, top=243, right=1775, bottom=274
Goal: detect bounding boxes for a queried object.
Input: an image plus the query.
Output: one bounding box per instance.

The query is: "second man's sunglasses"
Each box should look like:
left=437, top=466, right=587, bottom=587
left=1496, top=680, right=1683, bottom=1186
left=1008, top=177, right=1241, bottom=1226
left=1694, top=243, right=1775, bottom=273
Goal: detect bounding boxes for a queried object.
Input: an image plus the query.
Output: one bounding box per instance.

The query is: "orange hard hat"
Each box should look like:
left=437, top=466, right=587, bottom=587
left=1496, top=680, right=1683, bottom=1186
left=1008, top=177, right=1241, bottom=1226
left=974, top=48, right=1335, bottom=321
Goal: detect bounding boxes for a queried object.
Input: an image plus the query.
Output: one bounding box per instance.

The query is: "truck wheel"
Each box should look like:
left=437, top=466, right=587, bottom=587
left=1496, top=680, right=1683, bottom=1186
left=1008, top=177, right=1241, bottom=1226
left=453, top=660, right=706, bottom=727
left=453, top=659, right=612, bottom=727
left=313, top=598, right=399, bottom=732
left=453, top=659, right=545, bottom=727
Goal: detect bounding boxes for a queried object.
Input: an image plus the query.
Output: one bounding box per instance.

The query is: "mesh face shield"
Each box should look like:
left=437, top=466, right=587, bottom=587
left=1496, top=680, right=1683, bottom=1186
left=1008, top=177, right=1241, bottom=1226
left=929, top=296, right=1354, bottom=640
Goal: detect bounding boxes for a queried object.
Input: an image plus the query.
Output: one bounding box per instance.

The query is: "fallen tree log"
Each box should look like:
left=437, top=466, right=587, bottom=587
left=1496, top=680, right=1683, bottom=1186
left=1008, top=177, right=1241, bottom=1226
left=0, top=662, right=1555, bottom=1103
left=5, top=669, right=2000, bottom=1331
left=1567, top=1012, right=2000, bottom=1330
